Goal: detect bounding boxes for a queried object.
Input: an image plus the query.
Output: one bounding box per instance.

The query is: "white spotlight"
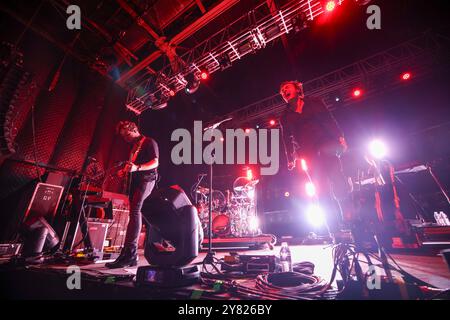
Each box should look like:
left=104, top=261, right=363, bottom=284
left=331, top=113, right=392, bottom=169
left=248, top=216, right=259, bottom=232
left=306, top=204, right=325, bottom=227
left=305, top=182, right=316, bottom=197
left=369, top=139, right=387, bottom=159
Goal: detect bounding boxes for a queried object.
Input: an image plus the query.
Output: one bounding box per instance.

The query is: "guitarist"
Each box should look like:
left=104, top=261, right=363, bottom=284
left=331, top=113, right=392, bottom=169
left=106, top=121, right=159, bottom=268
left=279, top=81, right=353, bottom=234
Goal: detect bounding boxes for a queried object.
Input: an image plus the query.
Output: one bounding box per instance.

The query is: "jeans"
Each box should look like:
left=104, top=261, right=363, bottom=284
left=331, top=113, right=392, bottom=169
left=124, top=179, right=156, bottom=250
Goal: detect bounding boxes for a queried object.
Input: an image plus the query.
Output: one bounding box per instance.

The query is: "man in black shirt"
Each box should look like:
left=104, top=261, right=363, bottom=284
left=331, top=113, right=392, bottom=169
left=106, top=121, right=159, bottom=268
left=279, top=81, right=352, bottom=232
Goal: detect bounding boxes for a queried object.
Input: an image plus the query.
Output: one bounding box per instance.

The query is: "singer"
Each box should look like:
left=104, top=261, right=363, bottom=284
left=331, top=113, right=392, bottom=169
left=106, top=121, right=159, bottom=269
left=279, top=80, right=353, bottom=232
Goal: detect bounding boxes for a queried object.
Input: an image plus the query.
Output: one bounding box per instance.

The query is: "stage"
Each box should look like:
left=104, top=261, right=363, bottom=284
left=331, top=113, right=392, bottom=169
left=1, top=244, right=449, bottom=300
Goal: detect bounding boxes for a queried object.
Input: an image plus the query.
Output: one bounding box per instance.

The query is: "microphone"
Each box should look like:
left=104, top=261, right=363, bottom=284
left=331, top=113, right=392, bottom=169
left=204, top=117, right=233, bottom=131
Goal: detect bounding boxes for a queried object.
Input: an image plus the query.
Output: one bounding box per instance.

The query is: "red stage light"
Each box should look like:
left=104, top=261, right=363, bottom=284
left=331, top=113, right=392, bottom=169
left=245, top=128, right=251, bottom=134
left=352, top=88, right=362, bottom=98
left=401, top=72, right=411, bottom=81
left=269, top=119, right=276, bottom=126
left=325, top=1, right=336, bottom=12
left=169, top=90, right=175, bottom=97
left=246, top=169, right=253, bottom=181
left=200, top=71, right=209, bottom=80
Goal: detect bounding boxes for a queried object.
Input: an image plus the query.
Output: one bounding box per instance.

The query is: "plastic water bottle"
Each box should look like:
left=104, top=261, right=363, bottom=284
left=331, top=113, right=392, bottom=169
left=440, top=211, right=450, bottom=226
left=434, top=212, right=443, bottom=225
left=279, top=242, right=292, bottom=272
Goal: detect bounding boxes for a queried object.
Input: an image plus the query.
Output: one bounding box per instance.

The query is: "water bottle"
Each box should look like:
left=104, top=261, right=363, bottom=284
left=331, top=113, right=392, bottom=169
left=434, top=212, right=442, bottom=225
left=279, top=242, right=292, bottom=272
left=440, top=211, right=450, bottom=226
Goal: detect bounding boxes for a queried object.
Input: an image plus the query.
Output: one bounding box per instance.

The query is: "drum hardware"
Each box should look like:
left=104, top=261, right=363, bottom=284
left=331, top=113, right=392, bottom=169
left=192, top=171, right=261, bottom=238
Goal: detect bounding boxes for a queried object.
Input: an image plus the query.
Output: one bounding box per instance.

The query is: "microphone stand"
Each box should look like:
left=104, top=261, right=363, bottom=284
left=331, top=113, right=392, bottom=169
left=203, top=151, right=215, bottom=265
left=202, top=120, right=231, bottom=266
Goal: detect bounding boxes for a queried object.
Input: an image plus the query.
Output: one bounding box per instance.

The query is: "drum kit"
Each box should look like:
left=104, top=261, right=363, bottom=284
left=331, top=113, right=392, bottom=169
left=193, top=176, right=260, bottom=238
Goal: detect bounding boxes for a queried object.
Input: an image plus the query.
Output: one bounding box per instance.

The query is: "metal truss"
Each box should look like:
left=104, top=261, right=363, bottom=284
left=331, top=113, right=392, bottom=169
left=208, top=31, right=450, bottom=129
left=126, top=0, right=334, bottom=114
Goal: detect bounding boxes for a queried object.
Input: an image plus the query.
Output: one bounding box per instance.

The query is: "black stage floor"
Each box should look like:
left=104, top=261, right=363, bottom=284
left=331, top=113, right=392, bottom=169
left=1, top=244, right=449, bottom=300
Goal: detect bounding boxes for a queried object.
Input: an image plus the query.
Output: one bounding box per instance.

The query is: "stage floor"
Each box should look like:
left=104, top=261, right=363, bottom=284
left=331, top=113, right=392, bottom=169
left=1, top=244, right=449, bottom=299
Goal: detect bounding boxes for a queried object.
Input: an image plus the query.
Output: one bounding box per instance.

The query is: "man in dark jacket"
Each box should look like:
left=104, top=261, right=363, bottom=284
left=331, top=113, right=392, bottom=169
left=279, top=81, right=353, bottom=232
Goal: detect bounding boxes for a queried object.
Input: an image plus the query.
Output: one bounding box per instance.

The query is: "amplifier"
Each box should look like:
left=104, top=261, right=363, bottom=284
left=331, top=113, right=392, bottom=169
left=105, top=208, right=129, bottom=251
left=73, top=220, right=109, bottom=253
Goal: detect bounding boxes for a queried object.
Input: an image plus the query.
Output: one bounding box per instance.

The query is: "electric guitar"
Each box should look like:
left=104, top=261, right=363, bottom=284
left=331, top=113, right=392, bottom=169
left=117, top=136, right=146, bottom=189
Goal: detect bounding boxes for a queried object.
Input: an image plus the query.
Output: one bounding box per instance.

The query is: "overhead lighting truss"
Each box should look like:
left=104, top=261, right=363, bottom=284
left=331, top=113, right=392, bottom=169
left=206, top=31, right=450, bottom=129
left=126, top=0, right=341, bottom=114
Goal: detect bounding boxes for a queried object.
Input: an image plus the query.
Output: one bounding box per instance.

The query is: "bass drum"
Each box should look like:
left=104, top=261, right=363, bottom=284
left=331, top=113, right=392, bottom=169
left=212, top=213, right=230, bottom=237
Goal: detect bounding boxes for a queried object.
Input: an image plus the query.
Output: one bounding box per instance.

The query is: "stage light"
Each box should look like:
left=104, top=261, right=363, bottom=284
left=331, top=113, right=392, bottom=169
left=185, top=73, right=200, bottom=94
left=200, top=70, right=209, bottom=80
left=305, top=182, right=316, bottom=197
left=401, top=72, right=411, bottom=81
left=265, top=25, right=281, bottom=39
left=137, top=186, right=202, bottom=286
left=269, top=119, right=276, bottom=126
left=168, top=89, right=175, bottom=97
left=284, top=191, right=290, bottom=197
left=335, top=97, right=340, bottom=102
left=247, top=189, right=255, bottom=199
left=220, top=137, right=224, bottom=142
left=324, top=1, right=336, bottom=12
left=152, top=101, right=168, bottom=110
left=245, top=128, right=251, bottom=134
left=352, top=88, right=362, bottom=98
left=306, top=204, right=325, bottom=227
left=248, top=216, right=259, bottom=232
left=292, top=12, right=309, bottom=33
left=300, top=158, right=308, bottom=172
left=369, top=139, right=388, bottom=159
left=246, top=169, right=253, bottom=181
left=218, top=53, right=232, bottom=70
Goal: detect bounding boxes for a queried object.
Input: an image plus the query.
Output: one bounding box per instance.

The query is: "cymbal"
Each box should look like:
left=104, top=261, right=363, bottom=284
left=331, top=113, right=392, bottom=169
left=195, top=187, right=210, bottom=194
